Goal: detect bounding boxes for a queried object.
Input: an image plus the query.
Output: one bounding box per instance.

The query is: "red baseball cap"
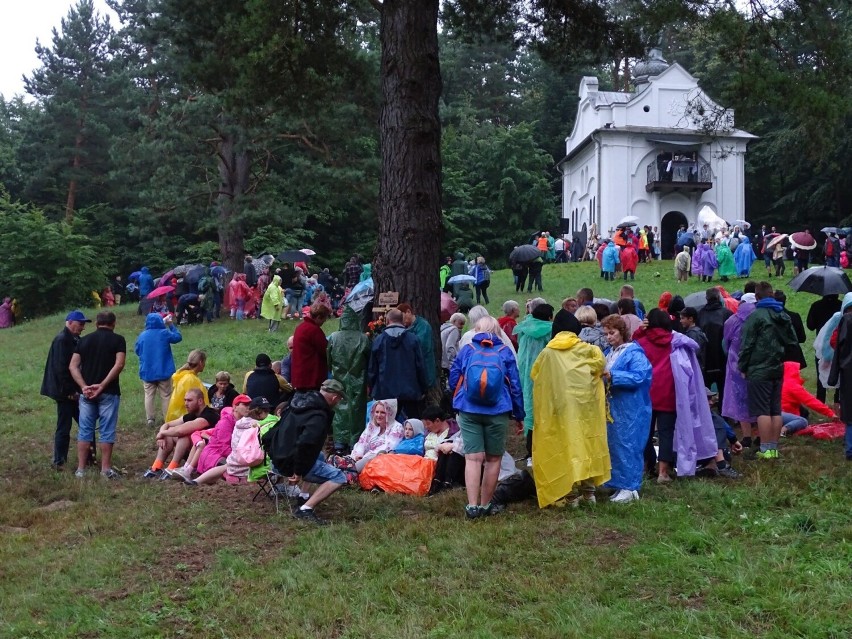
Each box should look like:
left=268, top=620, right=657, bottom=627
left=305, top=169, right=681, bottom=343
left=232, top=394, right=252, bottom=406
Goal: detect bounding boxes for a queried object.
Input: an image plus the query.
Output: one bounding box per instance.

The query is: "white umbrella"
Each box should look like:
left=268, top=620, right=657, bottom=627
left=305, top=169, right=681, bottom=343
left=299, top=248, right=316, bottom=255
left=734, top=219, right=751, bottom=229
left=618, top=215, right=640, bottom=226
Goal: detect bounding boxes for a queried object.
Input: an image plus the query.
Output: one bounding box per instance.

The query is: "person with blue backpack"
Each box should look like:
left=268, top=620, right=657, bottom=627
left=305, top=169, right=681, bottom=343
left=449, top=316, right=524, bottom=520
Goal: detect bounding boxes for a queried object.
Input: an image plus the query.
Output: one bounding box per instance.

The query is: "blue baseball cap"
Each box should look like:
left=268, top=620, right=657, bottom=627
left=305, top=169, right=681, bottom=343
left=65, top=310, right=91, bottom=323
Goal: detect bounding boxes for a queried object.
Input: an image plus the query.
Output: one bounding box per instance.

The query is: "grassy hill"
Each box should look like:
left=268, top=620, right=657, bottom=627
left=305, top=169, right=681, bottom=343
left=1, top=261, right=850, bottom=638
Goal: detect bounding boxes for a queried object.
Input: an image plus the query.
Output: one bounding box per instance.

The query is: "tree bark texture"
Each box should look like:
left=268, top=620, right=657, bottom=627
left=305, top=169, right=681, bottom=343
left=375, top=0, right=444, bottom=387
left=216, top=128, right=249, bottom=272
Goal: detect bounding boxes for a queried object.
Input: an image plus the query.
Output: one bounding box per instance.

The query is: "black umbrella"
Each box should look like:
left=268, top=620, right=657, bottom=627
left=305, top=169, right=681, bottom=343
left=510, top=244, right=542, bottom=263
left=788, top=266, right=852, bottom=296
left=184, top=266, right=206, bottom=284
left=277, top=249, right=312, bottom=263
left=683, top=291, right=709, bottom=311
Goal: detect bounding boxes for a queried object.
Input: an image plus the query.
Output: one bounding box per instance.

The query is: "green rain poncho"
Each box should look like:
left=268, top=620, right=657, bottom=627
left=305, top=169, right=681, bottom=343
left=327, top=306, right=371, bottom=446
left=261, top=275, right=283, bottom=321
left=715, top=243, right=736, bottom=278
left=513, top=315, right=554, bottom=434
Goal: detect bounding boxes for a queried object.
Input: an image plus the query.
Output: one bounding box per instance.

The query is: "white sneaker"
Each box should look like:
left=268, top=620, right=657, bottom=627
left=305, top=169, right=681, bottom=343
left=526, top=457, right=533, bottom=468
left=610, top=489, right=639, bottom=504
left=171, top=466, right=194, bottom=482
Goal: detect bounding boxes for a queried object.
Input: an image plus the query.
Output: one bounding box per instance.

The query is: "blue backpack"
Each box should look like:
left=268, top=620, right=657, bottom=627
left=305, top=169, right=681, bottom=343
left=457, top=338, right=508, bottom=406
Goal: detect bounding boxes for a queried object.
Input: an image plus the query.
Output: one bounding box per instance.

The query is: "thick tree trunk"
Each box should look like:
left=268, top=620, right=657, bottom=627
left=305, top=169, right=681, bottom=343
left=216, top=127, right=249, bottom=272
left=375, top=0, right=443, bottom=387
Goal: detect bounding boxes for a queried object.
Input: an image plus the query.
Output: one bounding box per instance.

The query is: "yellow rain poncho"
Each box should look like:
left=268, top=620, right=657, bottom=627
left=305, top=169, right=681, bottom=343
left=531, top=331, right=610, bottom=508
left=165, top=368, right=209, bottom=422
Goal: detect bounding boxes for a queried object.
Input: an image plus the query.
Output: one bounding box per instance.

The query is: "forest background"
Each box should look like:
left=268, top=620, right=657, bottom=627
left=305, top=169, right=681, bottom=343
left=0, top=0, right=850, bottom=317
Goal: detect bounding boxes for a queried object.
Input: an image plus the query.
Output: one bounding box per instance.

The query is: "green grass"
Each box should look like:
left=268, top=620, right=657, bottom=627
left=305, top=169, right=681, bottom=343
left=1, top=261, right=850, bottom=638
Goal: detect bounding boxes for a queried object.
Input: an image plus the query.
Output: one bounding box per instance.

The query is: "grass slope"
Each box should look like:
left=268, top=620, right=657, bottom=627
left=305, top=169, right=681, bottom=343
left=1, top=261, right=850, bottom=638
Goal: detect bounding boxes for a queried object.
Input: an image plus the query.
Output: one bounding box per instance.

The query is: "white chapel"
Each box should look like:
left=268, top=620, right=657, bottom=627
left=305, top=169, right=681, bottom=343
left=558, top=48, right=757, bottom=257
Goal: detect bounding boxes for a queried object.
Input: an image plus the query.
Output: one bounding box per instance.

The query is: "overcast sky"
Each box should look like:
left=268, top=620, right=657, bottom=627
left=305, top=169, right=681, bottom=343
left=0, top=0, right=117, bottom=99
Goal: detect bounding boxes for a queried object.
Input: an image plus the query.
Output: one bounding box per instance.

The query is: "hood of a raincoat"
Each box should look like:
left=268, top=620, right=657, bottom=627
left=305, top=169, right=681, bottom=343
left=271, top=274, right=281, bottom=286
left=784, top=360, right=804, bottom=385
left=141, top=266, right=150, bottom=274
left=145, top=313, right=166, bottom=330
left=671, top=330, right=699, bottom=353
left=513, top=316, right=553, bottom=340
left=735, top=301, right=755, bottom=319
left=472, top=331, right=507, bottom=348
left=382, top=324, right=407, bottom=347
left=404, top=418, right=425, bottom=436
left=455, top=251, right=465, bottom=260
left=339, top=306, right=361, bottom=331
left=842, top=292, right=852, bottom=312
left=546, top=330, right=582, bottom=350
left=370, top=398, right=399, bottom=425
left=642, top=327, right=673, bottom=347
left=740, top=236, right=751, bottom=246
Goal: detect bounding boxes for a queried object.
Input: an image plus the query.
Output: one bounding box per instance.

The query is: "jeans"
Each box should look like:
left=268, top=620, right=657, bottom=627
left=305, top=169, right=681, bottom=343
left=285, top=291, right=304, bottom=317
left=304, top=453, right=347, bottom=485
left=53, top=400, right=79, bottom=466
left=781, top=412, right=808, bottom=434
left=79, top=394, right=121, bottom=444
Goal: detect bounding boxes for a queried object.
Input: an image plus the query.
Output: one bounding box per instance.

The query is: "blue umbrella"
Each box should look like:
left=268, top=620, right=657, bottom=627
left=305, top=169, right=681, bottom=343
left=447, top=274, right=476, bottom=284
left=676, top=234, right=696, bottom=248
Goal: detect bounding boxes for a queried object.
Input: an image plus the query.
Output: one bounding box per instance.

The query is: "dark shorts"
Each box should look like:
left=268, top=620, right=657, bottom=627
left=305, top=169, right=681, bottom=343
left=747, top=379, right=782, bottom=417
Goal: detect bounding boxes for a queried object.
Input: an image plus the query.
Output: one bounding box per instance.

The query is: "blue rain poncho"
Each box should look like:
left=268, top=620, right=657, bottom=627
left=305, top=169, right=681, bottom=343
left=733, top=236, right=757, bottom=276
left=604, top=342, right=652, bottom=492
left=513, top=316, right=554, bottom=434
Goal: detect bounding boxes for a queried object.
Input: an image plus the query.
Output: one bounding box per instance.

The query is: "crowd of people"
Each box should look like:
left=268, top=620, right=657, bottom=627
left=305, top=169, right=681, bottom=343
left=36, top=245, right=852, bottom=526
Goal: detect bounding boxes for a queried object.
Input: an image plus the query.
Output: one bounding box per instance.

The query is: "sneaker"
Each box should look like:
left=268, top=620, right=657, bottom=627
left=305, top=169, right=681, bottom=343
left=293, top=507, right=329, bottom=526
left=74, top=468, right=85, bottom=479
left=695, top=466, right=719, bottom=478
left=171, top=467, right=193, bottom=482
left=464, top=505, right=481, bottom=520
left=288, top=495, right=309, bottom=511
left=142, top=468, right=166, bottom=479
left=657, top=474, right=673, bottom=484
left=159, top=468, right=177, bottom=480
left=146, top=418, right=156, bottom=428
left=717, top=466, right=742, bottom=479
left=479, top=502, right=500, bottom=517
left=610, top=489, right=639, bottom=504
left=755, top=449, right=779, bottom=461
left=101, top=468, right=121, bottom=480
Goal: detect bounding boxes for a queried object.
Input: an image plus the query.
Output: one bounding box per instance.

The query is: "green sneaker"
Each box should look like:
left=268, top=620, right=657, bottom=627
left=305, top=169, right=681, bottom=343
left=464, top=505, right=481, bottom=520
left=755, top=450, right=778, bottom=460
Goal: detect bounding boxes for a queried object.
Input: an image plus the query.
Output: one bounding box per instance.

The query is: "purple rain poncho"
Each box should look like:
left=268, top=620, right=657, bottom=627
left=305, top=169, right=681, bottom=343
left=670, top=332, right=719, bottom=476
left=721, top=301, right=756, bottom=423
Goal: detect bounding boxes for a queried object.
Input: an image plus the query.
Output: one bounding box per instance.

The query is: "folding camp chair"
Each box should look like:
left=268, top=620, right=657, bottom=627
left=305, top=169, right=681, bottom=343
left=253, top=468, right=284, bottom=513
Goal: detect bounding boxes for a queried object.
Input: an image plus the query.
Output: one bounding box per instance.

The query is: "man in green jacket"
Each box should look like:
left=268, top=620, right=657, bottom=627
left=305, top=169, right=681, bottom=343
left=738, top=281, right=799, bottom=460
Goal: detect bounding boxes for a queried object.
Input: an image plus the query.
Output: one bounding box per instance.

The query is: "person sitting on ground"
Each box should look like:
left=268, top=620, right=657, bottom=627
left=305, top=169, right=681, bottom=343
left=346, top=399, right=405, bottom=472
left=192, top=394, right=251, bottom=478
left=143, top=388, right=220, bottom=479
left=576, top=305, right=608, bottom=352
left=188, top=396, right=274, bottom=485
left=781, top=361, right=836, bottom=436
left=422, top=405, right=465, bottom=494
left=699, top=389, right=743, bottom=479
left=393, top=419, right=426, bottom=455
left=164, top=349, right=209, bottom=422
left=243, top=353, right=292, bottom=406
left=264, top=379, right=348, bottom=525
left=208, top=370, right=239, bottom=413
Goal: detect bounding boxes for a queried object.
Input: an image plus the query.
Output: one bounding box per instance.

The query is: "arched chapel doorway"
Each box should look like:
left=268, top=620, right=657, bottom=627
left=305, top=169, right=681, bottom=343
left=661, top=211, right=688, bottom=259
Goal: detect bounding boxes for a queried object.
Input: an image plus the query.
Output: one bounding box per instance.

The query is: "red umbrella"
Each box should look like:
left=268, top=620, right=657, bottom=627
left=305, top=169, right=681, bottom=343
left=790, top=231, right=817, bottom=250
left=146, top=285, right=175, bottom=299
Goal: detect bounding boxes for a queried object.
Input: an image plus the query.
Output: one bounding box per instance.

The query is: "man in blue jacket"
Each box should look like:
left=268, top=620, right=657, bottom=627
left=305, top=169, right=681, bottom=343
left=368, top=309, right=428, bottom=420
left=137, top=266, right=155, bottom=298
left=134, top=313, right=182, bottom=427
left=449, top=321, right=524, bottom=520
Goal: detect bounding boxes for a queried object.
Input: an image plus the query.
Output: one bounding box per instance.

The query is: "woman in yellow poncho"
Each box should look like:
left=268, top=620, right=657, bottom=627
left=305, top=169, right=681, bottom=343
left=530, top=331, right=610, bottom=508
left=261, top=274, right=284, bottom=332
left=165, top=349, right=209, bottom=422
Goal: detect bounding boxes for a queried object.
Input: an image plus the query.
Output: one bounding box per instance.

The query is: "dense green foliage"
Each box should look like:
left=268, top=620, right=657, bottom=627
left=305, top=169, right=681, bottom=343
left=0, top=0, right=850, bottom=316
